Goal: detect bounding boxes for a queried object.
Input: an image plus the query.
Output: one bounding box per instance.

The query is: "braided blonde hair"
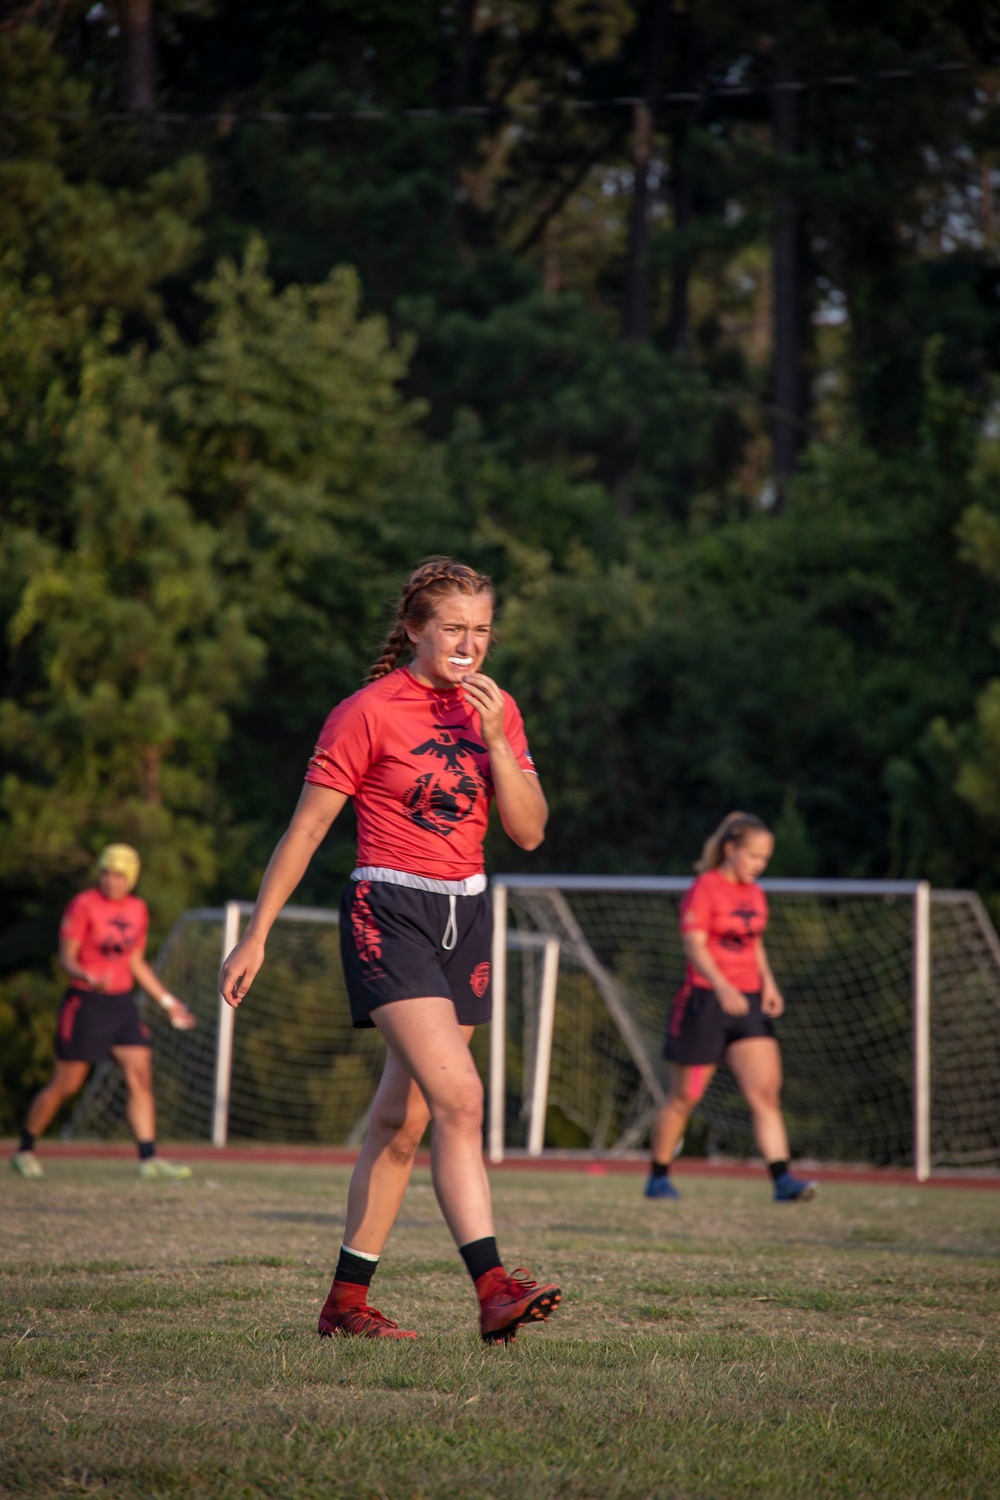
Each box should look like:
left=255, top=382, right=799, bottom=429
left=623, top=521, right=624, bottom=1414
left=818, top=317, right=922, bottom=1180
left=366, top=557, right=495, bottom=683
left=694, top=811, right=771, bottom=873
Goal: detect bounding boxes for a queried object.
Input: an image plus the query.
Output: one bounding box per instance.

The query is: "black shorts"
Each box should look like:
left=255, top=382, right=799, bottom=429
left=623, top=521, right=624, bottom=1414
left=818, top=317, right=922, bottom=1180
left=339, top=879, right=493, bottom=1029
left=54, top=988, right=151, bottom=1063
left=664, top=984, right=775, bottom=1067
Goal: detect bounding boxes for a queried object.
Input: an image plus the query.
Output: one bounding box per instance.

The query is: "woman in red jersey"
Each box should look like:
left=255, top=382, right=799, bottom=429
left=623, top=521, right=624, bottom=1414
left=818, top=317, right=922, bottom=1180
left=645, top=812, right=818, bottom=1204
left=11, top=844, right=196, bottom=1181
left=218, top=558, right=561, bottom=1344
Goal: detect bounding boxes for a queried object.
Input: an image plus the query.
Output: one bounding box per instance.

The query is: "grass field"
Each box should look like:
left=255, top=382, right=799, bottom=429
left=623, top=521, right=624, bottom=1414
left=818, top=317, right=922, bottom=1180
left=1, top=1160, right=998, bottom=1499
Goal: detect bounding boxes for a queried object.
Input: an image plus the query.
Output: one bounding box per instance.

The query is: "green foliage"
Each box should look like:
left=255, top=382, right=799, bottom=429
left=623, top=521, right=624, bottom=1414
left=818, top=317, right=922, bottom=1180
left=152, top=238, right=463, bottom=890
left=2, top=1166, right=999, bottom=1498
left=1, top=309, right=261, bottom=913
left=0, top=29, right=207, bottom=315
left=5, top=6, right=1000, bottom=1134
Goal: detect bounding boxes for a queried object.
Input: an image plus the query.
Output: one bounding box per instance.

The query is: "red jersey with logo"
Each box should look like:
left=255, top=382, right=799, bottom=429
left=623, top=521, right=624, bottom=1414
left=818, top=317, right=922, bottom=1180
left=304, top=667, right=537, bottom=880
left=59, top=887, right=149, bottom=994
left=679, top=869, right=768, bottom=992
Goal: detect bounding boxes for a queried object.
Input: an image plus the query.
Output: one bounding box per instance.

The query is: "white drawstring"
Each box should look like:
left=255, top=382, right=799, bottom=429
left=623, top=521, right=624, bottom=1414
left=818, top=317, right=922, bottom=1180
left=442, top=894, right=458, bottom=951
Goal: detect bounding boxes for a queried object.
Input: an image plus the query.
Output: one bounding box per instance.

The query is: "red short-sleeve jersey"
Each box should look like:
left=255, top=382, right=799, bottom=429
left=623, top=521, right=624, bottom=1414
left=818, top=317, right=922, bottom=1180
left=304, top=667, right=537, bottom=880
left=59, top=887, right=149, bottom=994
left=679, top=868, right=768, bottom=992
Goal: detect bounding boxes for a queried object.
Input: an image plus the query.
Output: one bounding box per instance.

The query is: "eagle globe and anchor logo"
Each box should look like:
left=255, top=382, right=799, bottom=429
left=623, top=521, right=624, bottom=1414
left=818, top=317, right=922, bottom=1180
left=719, top=900, right=763, bottom=952
left=404, top=721, right=491, bottom=837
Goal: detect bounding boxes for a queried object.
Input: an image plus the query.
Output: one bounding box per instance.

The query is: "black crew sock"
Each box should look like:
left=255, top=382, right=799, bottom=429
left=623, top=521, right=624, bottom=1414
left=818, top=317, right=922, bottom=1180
left=459, top=1236, right=502, bottom=1284
left=651, top=1161, right=671, bottom=1179
left=768, top=1160, right=789, bottom=1182
left=137, top=1141, right=156, bottom=1161
left=19, top=1129, right=35, bottom=1153
left=334, top=1245, right=379, bottom=1288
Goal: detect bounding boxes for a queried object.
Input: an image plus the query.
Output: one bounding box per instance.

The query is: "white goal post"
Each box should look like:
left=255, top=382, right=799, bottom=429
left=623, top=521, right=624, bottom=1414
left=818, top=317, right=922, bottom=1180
left=490, top=876, right=1000, bottom=1181
left=66, top=899, right=562, bottom=1151
left=67, top=876, right=1000, bottom=1179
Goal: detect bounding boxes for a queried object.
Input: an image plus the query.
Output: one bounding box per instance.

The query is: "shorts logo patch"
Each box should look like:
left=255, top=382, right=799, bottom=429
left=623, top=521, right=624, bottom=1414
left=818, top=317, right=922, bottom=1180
left=469, top=961, right=490, bottom=998
left=60, top=995, right=82, bottom=1043
left=351, top=881, right=385, bottom=975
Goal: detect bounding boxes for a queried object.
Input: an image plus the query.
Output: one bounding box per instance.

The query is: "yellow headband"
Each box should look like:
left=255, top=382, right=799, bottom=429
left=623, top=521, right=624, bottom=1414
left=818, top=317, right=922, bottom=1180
left=97, top=843, right=141, bottom=893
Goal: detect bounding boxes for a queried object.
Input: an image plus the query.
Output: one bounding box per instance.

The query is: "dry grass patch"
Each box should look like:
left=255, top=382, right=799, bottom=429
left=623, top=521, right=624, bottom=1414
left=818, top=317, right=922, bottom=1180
left=1, top=1160, right=997, bottom=1497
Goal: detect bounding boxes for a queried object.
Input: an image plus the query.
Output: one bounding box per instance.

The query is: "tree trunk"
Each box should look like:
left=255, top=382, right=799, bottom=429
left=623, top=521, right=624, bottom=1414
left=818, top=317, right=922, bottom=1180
left=622, top=0, right=669, bottom=341
left=448, top=0, right=477, bottom=109
left=665, top=8, right=697, bottom=358
left=117, top=0, right=155, bottom=116
left=771, top=58, right=802, bottom=507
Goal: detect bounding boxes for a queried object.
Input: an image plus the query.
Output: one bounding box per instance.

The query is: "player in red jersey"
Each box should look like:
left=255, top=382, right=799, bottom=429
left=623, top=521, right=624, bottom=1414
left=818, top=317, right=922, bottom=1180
left=219, top=558, right=561, bottom=1343
left=645, top=812, right=818, bottom=1204
left=10, top=844, right=196, bottom=1181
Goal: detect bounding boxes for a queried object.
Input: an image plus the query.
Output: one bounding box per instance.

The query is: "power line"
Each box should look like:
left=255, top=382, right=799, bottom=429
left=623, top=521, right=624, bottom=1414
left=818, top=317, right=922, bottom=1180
left=0, top=59, right=985, bottom=127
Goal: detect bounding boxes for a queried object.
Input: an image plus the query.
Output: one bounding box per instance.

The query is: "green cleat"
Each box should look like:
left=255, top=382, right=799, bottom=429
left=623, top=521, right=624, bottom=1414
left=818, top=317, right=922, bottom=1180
left=11, top=1150, right=43, bottom=1179
left=138, top=1157, right=192, bottom=1180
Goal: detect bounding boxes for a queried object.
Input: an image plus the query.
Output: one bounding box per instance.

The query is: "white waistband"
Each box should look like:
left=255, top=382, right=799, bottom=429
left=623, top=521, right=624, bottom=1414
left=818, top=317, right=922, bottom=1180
left=351, top=867, right=488, bottom=897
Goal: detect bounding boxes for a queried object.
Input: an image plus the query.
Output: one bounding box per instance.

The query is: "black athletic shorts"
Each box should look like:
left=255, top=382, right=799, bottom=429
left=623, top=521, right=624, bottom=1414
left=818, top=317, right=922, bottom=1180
left=663, top=984, right=775, bottom=1067
left=54, top=988, right=150, bottom=1063
left=339, top=878, right=493, bottom=1029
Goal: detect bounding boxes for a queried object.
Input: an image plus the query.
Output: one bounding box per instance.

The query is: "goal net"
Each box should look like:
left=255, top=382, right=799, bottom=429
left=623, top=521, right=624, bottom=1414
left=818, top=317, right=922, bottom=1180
left=67, top=880, right=1000, bottom=1175
left=491, top=877, right=1000, bottom=1174
left=67, top=903, right=396, bottom=1146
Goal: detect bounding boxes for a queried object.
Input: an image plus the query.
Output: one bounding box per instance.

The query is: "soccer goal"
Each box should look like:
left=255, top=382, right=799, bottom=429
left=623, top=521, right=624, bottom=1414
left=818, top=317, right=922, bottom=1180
left=67, top=900, right=569, bottom=1149
left=489, top=876, right=1000, bottom=1179
left=67, top=902, right=388, bottom=1148
left=68, top=878, right=1000, bottom=1179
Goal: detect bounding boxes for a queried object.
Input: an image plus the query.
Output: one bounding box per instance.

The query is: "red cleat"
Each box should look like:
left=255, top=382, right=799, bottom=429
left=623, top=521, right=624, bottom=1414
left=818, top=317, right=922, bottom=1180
left=477, top=1267, right=561, bottom=1344
left=317, top=1303, right=417, bottom=1340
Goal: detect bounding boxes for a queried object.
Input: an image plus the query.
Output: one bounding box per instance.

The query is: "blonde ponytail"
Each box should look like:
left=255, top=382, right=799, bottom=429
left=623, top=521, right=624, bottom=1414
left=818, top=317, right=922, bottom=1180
left=694, top=811, right=770, bottom=873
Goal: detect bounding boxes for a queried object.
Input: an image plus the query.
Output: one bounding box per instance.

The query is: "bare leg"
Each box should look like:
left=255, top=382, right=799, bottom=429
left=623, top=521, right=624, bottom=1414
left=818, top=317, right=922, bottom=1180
left=726, top=1038, right=790, bottom=1163
left=342, top=1024, right=474, bottom=1255
left=112, top=1046, right=156, bottom=1142
left=24, top=1061, right=92, bottom=1138
left=650, top=1062, right=717, bottom=1162
left=371, top=998, right=493, bottom=1248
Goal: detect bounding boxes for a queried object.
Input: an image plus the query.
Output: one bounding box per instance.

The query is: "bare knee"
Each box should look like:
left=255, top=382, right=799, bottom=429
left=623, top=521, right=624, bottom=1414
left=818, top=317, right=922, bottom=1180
left=667, top=1089, right=698, bottom=1120
left=45, top=1070, right=87, bottom=1104
left=369, top=1098, right=429, bottom=1164
left=746, top=1084, right=782, bottom=1116
left=431, top=1075, right=484, bottom=1137
left=125, top=1064, right=153, bottom=1094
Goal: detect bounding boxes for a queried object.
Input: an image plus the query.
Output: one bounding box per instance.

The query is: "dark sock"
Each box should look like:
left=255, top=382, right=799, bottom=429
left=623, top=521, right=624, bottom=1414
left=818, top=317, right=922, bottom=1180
left=19, top=1129, right=36, bottom=1153
left=651, top=1161, right=670, bottom=1179
left=459, top=1236, right=502, bottom=1285
left=768, top=1160, right=789, bottom=1182
left=137, top=1141, right=156, bottom=1161
left=334, top=1245, right=378, bottom=1289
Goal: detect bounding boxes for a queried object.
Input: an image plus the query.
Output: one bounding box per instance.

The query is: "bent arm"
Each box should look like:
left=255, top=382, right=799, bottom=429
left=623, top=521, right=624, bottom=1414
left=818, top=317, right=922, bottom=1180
left=219, top=783, right=348, bottom=1006
left=461, top=673, right=547, bottom=850
left=131, top=947, right=197, bottom=1029
left=59, top=936, right=99, bottom=988
left=491, top=751, right=548, bottom=851
left=757, top=939, right=784, bottom=1015
left=682, top=931, right=749, bottom=1015
left=131, top=948, right=169, bottom=1000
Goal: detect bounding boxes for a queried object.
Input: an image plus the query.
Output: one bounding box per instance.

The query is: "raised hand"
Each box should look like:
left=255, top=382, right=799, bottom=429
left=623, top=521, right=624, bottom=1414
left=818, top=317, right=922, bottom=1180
left=460, top=671, right=506, bottom=748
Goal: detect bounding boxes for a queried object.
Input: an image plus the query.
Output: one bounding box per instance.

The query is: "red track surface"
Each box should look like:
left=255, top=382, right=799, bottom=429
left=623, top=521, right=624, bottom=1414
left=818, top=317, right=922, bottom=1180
left=5, top=1140, right=998, bottom=1189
